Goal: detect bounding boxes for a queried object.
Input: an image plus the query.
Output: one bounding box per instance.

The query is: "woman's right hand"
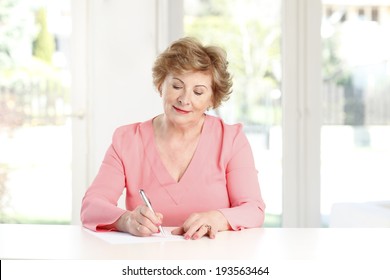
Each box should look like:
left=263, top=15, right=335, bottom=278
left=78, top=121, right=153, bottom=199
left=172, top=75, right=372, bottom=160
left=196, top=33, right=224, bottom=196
left=114, top=205, right=163, bottom=237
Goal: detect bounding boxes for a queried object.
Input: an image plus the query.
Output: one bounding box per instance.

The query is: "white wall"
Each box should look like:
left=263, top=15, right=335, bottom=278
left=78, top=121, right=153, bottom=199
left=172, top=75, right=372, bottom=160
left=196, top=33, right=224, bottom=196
left=87, top=1, right=161, bottom=175
left=72, top=0, right=184, bottom=223
left=85, top=0, right=183, bottom=177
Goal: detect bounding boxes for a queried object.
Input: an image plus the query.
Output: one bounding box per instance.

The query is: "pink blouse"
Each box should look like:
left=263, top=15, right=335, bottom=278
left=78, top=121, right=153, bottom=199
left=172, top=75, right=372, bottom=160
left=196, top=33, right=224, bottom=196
left=81, top=115, right=265, bottom=231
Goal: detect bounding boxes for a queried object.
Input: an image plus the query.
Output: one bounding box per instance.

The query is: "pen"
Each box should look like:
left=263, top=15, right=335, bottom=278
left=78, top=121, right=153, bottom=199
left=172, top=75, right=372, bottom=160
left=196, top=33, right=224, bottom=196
left=139, top=189, right=166, bottom=236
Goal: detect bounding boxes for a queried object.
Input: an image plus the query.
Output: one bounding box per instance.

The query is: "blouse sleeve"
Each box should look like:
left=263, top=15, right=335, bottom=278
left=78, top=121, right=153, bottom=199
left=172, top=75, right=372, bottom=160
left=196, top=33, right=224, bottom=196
left=80, top=127, right=128, bottom=231
left=218, top=126, right=266, bottom=230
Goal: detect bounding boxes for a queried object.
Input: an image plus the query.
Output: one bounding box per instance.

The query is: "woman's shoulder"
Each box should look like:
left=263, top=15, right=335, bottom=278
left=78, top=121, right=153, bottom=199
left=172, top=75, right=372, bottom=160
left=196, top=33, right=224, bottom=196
left=206, top=114, right=244, bottom=136
left=112, top=118, right=153, bottom=141
left=206, top=115, right=248, bottom=152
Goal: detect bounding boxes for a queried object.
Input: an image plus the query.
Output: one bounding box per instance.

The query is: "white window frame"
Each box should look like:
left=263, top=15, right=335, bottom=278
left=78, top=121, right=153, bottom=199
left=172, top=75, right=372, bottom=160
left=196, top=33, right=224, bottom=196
left=282, top=0, right=322, bottom=227
left=71, top=0, right=88, bottom=224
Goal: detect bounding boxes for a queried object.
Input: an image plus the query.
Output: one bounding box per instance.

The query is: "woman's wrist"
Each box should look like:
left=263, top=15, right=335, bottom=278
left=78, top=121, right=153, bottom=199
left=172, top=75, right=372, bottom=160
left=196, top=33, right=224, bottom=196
left=212, top=210, right=231, bottom=231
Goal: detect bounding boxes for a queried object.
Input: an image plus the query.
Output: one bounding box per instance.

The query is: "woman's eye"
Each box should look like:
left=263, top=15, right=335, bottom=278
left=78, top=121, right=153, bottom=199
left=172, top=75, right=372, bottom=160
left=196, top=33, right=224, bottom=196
left=194, top=91, right=203, bottom=96
left=172, top=85, right=182, bottom=90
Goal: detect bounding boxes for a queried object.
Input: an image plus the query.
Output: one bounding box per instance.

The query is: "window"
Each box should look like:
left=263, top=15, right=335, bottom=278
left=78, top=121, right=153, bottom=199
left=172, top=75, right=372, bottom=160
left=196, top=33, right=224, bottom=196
left=372, top=7, right=379, bottom=21
left=321, top=1, right=390, bottom=225
left=0, top=0, right=72, bottom=224
left=183, top=0, right=282, bottom=227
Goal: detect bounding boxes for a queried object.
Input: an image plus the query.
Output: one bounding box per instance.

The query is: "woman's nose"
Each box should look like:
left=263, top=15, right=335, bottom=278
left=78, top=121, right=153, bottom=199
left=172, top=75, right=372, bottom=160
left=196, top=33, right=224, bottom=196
left=178, top=90, right=190, bottom=105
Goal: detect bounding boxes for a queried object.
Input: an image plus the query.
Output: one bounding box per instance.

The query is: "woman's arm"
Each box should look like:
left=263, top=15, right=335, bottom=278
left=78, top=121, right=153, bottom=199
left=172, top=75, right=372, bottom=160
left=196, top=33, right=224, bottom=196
left=80, top=127, right=129, bottom=231
left=218, top=129, right=266, bottom=230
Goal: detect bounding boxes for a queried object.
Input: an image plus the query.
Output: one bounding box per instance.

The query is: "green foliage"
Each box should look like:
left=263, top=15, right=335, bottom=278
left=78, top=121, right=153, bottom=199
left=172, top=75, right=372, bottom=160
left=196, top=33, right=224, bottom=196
left=0, top=0, right=35, bottom=69
left=264, top=213, right=282, bottom=227
left=32, top=8, right=55, bottom=64
left=322, top=30, right=351, bottom=86
left=184, top=0, right=281, bottom=125
left=0, top=0, right=18, bottom=68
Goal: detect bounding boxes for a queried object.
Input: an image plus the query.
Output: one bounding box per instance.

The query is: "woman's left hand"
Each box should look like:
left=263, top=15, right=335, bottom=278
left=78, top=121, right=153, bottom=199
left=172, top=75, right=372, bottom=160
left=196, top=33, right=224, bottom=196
left=171, top=210, right=230, bottom=240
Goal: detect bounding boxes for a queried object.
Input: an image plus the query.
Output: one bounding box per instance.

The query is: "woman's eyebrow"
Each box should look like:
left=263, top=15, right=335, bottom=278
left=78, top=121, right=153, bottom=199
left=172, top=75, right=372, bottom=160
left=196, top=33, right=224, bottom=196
left=194, top=84, right=208, bottom=89
left=172, top=77, right=184, bottom=84
left=172, top=77, right=208, bottom=89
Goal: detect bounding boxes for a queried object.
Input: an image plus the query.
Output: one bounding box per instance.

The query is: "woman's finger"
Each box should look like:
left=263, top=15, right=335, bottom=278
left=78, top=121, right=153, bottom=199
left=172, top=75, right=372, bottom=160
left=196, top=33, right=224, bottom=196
left=183, top=220, right=206, bottom=240
left=137, top=207, right=161, bottom=234
left=208, top=225, right=217, bottom=239
left=171, top=226, right=185, bottom=236
left=138, top=205, right=163, bottom=226
left=191, top=224, right=210, bottom=240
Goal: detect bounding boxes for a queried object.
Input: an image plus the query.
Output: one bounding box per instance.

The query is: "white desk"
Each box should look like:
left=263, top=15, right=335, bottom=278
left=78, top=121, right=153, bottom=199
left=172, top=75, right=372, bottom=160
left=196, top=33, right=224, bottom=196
left=1, top=224, right=389, bottom=260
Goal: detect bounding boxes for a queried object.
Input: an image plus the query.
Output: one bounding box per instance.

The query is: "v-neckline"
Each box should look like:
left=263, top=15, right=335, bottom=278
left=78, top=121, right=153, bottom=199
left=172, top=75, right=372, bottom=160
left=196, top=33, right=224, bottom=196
left=141, top=114, right=211, bottom=187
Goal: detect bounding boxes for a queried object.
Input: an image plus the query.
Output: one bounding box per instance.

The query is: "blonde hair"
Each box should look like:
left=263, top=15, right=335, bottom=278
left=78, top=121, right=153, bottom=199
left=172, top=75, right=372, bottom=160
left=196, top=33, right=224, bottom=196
left=152, top=37, right=232, bottom=108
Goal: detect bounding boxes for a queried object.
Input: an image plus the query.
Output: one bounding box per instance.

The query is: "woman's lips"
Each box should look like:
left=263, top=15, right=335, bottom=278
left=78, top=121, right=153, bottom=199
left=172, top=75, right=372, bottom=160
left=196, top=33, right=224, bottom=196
left=173, top=106, right=191, bottom=114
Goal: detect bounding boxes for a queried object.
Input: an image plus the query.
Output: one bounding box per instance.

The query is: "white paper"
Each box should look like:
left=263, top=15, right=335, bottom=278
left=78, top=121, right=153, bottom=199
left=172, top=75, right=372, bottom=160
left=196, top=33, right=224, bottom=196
left=84, top=228, right=185, bottom=244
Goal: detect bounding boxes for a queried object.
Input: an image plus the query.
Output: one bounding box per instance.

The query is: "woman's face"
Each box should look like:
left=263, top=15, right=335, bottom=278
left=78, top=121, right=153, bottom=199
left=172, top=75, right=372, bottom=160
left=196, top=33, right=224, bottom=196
left=160, top=71, right=214, bottom=127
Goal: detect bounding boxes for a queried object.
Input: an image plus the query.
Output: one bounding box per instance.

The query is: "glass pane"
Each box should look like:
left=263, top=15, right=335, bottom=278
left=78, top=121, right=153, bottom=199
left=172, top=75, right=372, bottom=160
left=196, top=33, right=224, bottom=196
left=184, top=0, right=282, bottom=227
left=0, top=0, right=72, bottom=223
left=321, top=2, right=390, bottom=226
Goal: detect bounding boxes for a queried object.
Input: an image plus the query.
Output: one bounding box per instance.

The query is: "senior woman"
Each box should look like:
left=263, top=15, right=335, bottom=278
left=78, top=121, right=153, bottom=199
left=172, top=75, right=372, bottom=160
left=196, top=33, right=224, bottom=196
left=81, top=37, right=265, bottom=240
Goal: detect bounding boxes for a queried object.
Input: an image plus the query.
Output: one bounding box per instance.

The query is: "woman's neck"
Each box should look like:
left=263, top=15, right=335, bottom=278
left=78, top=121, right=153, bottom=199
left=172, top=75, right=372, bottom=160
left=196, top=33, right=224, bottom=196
left=154, top=114, right=206, bottom=140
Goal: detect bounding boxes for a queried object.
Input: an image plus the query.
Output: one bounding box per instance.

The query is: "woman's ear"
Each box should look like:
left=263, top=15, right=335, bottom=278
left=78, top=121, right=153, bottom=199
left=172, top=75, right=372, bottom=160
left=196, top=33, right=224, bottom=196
left=157, top=83, right=163, bottom=97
